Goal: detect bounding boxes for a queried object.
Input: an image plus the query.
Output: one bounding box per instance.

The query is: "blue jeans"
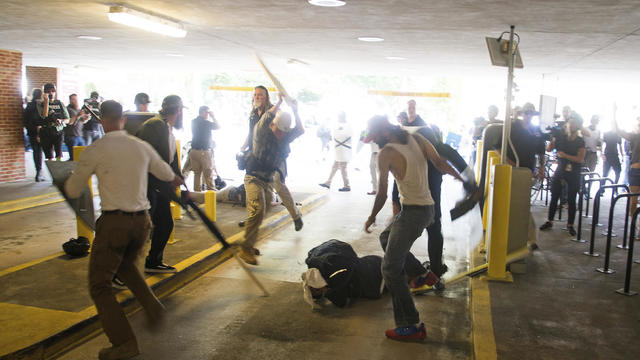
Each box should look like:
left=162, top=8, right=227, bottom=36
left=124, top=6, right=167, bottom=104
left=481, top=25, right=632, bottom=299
left=380, top=204, right=434, bottom=327
left=65, top=136, right=86, bottom=161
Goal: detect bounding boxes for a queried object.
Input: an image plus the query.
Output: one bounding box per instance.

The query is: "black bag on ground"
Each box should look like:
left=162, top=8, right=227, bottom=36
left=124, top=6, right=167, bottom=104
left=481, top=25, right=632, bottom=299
left=62, top=236, right=90, bottom=257
left=214, top=175, right=226, bottom=190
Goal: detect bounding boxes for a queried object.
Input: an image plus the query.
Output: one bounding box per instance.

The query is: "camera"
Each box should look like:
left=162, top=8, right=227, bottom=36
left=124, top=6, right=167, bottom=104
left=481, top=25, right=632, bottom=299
left=544, top=120, right=565, bottom=141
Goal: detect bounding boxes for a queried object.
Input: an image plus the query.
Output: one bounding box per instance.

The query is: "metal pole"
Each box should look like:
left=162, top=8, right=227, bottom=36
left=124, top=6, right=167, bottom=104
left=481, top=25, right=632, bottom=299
left=572, top=175, right=585, bottom=242
left=500, top=25, right=516, bottom=165
left=619, top=197, right=631, bottom=250
left=616, top=206, right=640, bottom=296
left=585, top=187, right=602, bottom=257
left=596, top=185, right=629, bottom=273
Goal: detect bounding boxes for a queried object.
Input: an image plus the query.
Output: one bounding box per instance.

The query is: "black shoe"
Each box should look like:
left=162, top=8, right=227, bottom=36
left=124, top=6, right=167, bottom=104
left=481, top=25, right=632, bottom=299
left=567, top=226, right=577, bottom=236
left=112, top=276, right=127, bottom=290
left=294, top=217, right=303, bottom=231
left=319, top=183, right=330, bottom=189
left=338, top=187, right=351, bottom=192
left=145, top=263, right=177, bottom=273
left=539, top=221, right=553, bottom=231
left=238, top=220, right=246, bottom=227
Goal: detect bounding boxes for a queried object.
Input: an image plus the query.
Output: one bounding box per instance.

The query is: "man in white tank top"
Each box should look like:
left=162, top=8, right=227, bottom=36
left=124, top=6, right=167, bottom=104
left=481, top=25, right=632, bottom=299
left=363, top=115, right=464, bottom=341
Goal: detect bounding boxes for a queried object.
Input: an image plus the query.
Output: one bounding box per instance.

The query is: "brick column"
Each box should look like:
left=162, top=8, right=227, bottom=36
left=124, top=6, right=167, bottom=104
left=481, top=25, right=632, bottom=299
left=26, top=66, right=58, bottom=94
left=0, top=49, right=25, bottom=182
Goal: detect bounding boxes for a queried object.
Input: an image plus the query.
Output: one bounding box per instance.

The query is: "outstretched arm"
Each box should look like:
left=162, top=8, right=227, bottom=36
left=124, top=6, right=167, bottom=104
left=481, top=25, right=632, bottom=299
left=365, top=148, right=390, bottom=232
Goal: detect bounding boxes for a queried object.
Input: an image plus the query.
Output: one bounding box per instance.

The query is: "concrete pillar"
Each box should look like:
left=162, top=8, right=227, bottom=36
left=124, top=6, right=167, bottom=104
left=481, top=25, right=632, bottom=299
left=0, top=49, right=25, bottom=183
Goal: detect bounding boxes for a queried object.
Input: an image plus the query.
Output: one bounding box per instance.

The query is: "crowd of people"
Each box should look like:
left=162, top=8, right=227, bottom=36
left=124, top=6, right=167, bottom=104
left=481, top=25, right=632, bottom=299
left=23, top=80, right=640, bottom=357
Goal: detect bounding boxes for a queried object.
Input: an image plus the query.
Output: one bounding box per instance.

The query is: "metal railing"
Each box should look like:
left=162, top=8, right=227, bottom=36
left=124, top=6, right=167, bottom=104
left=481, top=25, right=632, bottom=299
left=584, top=179, right=614, bottom=257
left=616, top=206, right=640, bottom=296
left=595, top=186, right=633, bottom=273
left=574, top=176, right=607, bottom=243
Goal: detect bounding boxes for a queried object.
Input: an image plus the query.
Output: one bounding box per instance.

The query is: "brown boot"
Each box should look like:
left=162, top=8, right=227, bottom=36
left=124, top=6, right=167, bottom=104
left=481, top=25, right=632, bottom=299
left=98, top=339, right=139, bottom=360
left=238, top=247, right=258, bottom=265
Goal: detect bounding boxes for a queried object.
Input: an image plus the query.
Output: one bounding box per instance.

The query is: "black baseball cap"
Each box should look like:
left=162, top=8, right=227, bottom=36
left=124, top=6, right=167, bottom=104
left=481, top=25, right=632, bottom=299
left=134, top=92, right=150, bottom=105
left=43, top=83, right=56, bottom=92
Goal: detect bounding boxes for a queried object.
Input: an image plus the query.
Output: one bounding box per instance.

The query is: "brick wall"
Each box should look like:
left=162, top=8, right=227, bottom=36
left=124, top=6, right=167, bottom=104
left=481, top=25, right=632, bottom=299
left=26, top=66, right=58, bottom=96
left=0, top=49, right=25, bottom=182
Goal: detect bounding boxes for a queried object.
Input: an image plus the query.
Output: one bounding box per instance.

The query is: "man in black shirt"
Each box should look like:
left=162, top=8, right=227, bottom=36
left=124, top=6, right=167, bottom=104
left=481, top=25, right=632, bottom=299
left=497, top=103, right=546, bottom=177
left=241, top=86, right=303, bottom=232
left=37, top=83, right=69, bottom=161
left=24, top=88, right=44, bottom=181
left=188, top=105, right=220, bottom=191
left=602, top=125, right=623, bottom=185
left=65, top=94, right=89, bottom=161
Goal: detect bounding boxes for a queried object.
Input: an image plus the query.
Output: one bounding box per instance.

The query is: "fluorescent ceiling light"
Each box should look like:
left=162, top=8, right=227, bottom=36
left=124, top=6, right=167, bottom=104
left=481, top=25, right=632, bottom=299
left=358, top=36, right=384, bottom=42
left=108, top=6, right=186, bottom=38
left=308, top=0, right=346, bottom=7
left=386, top=56, right=406, bottom=60
left=166, top=53, right=184, bottom=57
left=76, top=35, right=102, bottom=40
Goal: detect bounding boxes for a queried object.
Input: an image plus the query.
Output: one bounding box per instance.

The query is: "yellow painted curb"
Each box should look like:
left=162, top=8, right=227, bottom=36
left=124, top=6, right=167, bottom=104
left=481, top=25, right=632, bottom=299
left=0, top=192, right=327, bottom=359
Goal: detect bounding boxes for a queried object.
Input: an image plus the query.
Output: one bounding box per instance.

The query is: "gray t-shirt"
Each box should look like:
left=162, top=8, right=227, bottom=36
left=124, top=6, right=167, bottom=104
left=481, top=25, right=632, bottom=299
left=64, top=105, right=84, bottom=137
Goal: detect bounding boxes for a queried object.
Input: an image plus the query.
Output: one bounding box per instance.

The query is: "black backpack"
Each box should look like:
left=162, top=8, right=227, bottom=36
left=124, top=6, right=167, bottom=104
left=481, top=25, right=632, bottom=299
left=62, top=237, right=90, bottom=257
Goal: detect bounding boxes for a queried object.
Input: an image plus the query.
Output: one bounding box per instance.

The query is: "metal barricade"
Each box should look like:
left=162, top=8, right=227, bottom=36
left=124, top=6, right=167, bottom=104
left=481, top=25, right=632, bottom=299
left=574, top=176, right=605, bottom=243
left=595, top=186, right=633, bottom=274
left=616, top=206, right=640, bottom=296
left=581, top=172, right=601, bottom=218
left=585, top=178, right=614, bottom=257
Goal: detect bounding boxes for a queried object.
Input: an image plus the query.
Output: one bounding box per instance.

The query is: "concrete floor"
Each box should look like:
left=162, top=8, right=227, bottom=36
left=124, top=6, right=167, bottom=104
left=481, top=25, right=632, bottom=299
left=56, top=179, right=478, bottom=360
left=3, top=153, right=640, bottom=359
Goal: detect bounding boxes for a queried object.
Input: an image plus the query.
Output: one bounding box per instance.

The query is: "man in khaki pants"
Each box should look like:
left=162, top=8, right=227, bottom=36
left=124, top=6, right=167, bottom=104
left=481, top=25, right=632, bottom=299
left=188, top=105, right=220, bottom=191
left=65, top=100, right=183, bottom=359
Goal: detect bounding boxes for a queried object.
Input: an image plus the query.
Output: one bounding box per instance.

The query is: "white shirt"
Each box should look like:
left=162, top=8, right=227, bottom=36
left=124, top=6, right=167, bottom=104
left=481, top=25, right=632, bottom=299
left=333, top=123, right=352, bottom=162
left=65, top=130, right=176, bottom=212
left=583, top=128, right=601, bottom=152
left=385, top=135, right=434, bottom=206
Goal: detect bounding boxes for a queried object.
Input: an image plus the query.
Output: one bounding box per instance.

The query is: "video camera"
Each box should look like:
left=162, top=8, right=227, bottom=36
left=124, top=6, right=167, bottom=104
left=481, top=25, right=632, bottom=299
left=543, top=118, right=565, bottom=142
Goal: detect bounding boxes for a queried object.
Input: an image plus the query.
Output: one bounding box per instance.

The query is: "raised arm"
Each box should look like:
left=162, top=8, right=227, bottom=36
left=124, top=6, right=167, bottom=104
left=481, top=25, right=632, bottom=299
left=413, top=134, right=463, bottom=182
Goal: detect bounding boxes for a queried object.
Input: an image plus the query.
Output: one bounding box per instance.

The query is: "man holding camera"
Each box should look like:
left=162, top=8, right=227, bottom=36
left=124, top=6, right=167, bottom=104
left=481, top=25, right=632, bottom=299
left=240, top=94, right=304, bottom=265
left=65, top=94, right=90, bottom=161
left=37, top=83, right=69, bottom=161
left=83, top=91, right=104, bottom=145
left=188, top=105, right=220, bottom=191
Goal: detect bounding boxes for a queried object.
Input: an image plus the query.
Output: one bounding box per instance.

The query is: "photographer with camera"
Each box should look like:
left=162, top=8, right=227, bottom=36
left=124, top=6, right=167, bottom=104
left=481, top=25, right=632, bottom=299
left=83, top=91, right=104, bottom=145
left=539, top=111, right=586, bottom=236
left=65, top=94, right=90, bottom=161
left=37, top=83, right=69, bottom=161
left=188, top=105, right=220, bottom=191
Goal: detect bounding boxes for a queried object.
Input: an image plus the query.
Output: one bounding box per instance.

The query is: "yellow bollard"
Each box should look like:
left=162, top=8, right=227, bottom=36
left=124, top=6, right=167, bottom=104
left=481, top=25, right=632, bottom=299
left=204, top=190, right=216, bottom=222
left=481, top=150, right=500, bottom=252
left=485, top=164, right=513, bottom=282
left=73, top=146, right=94, bottom=242
left=475, top=140, right=483, bottom=184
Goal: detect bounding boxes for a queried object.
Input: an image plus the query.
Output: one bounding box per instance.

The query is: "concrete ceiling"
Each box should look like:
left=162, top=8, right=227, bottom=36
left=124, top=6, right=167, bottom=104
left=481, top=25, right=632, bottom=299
left=3, top=0, right=640, bottom=77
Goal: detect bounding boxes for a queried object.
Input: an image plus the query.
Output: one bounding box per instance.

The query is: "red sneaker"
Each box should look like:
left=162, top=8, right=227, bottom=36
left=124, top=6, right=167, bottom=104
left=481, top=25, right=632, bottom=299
left=385, top=323, right=426, bottom=341
left=409, top=271, right=439, bottom=288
